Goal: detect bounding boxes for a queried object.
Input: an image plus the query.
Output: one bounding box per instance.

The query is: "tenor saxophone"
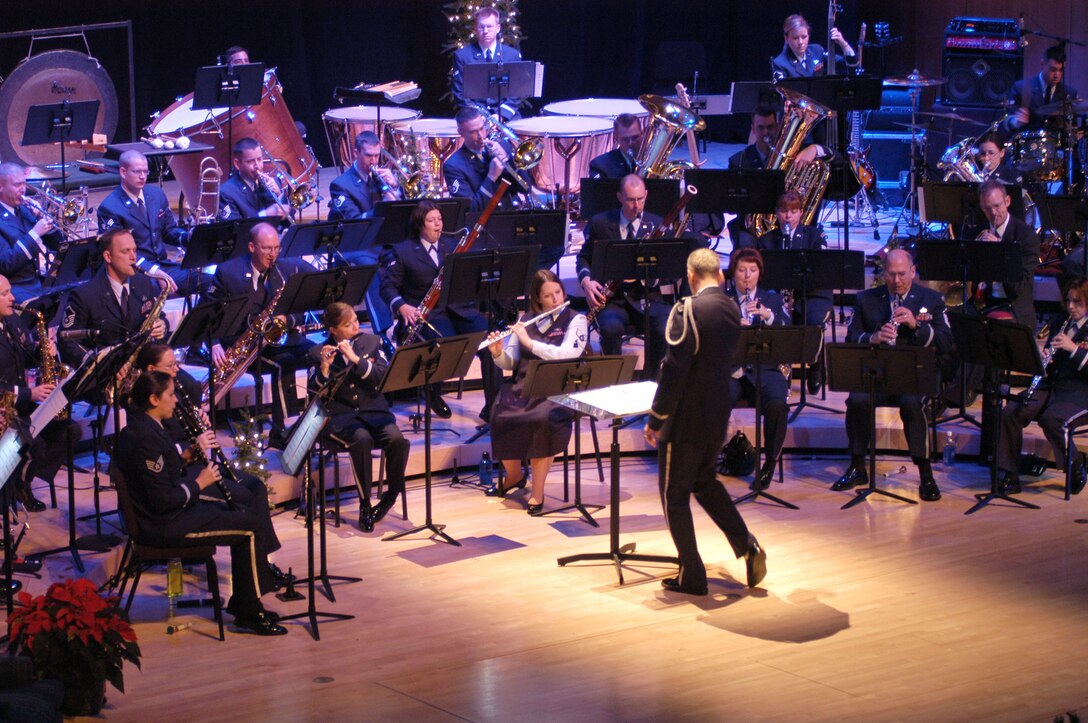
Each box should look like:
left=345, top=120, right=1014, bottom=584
left=204, top=277, right=286, bottom=407
left=108, top=282, right=171, bottom=404
left=27, top=308, right=71, bottom=420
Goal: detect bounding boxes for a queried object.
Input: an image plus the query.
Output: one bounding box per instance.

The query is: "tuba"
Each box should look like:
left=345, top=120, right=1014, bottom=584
left=634, top=94, right=706, bottom=179
left=746, top=86, right=833, bottom=236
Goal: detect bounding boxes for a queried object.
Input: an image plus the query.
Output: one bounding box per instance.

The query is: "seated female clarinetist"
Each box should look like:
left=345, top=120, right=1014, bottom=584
left=309, top=302, right=409, bottom=532
left=485, top=269, right=589, bottom=515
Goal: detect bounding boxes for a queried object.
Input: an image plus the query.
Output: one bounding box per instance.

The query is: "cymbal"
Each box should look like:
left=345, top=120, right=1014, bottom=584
left=893, top=121, right=932, bottom=132
left=917, top=110, right=986, bottom=126
left=1036, top=98, right=1088, bottom=116
left=884, top=71, right=946, bottom=88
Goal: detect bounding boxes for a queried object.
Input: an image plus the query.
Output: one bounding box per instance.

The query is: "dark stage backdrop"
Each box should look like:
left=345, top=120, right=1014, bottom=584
left=1, top=2, right=1083, bottom=167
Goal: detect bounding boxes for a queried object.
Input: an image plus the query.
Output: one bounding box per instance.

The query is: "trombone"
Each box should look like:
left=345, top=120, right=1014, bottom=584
left=23, top=183, right=89, bottom=240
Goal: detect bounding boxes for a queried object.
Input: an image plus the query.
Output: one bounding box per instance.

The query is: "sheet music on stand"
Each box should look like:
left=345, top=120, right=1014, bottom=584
left=553, top=381, right=658, bottom=420
left=29, top=367, right=79, bottom=439
left=0, top=427, right=25, bottom=491
left=280, top=399, right=330, bottom=478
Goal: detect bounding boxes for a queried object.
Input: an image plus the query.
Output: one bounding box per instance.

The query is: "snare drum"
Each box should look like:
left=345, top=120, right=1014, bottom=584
left=388, top=119, right=464, bottom=194
left=1010, top=129, right=1063, bottom=180
left=148, top=70, right=315, bottom=204
left=322, top=105, right=421, bottom=169
left=543, top=98, right=649, bottom=129
left=507, top=116, right=614, bottom=194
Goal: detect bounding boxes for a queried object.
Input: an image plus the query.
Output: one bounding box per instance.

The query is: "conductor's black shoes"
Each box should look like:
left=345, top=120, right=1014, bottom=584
left=745, top=541, right=767, bottom=588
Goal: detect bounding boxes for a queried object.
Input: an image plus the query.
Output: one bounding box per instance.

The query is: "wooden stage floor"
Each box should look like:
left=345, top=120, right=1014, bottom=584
left=12, top=433, right=1088, bottom=722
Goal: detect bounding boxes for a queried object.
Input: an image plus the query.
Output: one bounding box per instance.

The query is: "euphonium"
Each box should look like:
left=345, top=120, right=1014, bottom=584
left=204, top=275, right=286, bottom=407
left=379, top=148, right=429, bottom=199
left=472, top=103, right=543, bottom=171
left=26, top=308, right=71, bottom=420
left=108, top=282, right=171, bottom=404
left=634, top=94, right=706, bottom=179
left=746, top=86, right=833, bottom=236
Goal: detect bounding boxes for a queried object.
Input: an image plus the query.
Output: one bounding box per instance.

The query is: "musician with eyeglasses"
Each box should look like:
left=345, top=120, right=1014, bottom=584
left=218, top=137, right=289, bottom=222
left=378, top=200, right=500, bottom=421
left=726, top=248, right=789, bottom=491
left=831, top=249, right=952, bottom=502
left=449, top=5, right=524, bottom=120
left=204, top=222, right=315, bottom=449
left=444, top=106, right=529, bottom=212
left=974, top=131, right=1019, bottom=184
left=0, top=274, right=79, bottom=513
left=309, top=302, right=409, bottom=532
left=484, top=269, right=587, bottom=515
left=97, top=150, right=188, bottom=294
left=118, top=371, right=287, bottom=636
left=973, top=179, right=1040, bottom=326
left=0, top=162, right=64, bottom=305
left=995, top=278, right=1088, bottom=497
left=577, top=174, right=670, bottom=380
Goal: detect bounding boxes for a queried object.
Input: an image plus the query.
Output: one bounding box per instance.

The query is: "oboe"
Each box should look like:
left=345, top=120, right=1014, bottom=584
left=477, top=301, right=571, bottom=351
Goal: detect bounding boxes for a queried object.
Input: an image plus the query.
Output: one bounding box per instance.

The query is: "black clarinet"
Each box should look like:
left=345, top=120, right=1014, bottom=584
left=174, top=381, right=239, bottom=510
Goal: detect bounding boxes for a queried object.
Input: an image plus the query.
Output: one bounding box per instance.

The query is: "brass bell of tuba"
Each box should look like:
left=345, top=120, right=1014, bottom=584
left=633, top=94, right=706, bottom=179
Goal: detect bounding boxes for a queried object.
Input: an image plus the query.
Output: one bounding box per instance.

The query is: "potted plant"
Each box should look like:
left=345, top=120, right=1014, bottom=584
left=7, top=578, right=142, bottom=716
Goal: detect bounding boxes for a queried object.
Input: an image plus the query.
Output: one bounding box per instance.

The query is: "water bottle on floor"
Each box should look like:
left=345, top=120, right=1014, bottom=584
left=479, top=452, right=493, bottom=490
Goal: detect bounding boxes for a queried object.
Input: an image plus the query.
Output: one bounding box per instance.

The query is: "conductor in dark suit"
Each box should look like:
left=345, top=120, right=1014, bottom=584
left=379, top=199, right=500, bottom=421
left=578, top=174, right=670, bottom=378
left=118, top=371, right=286, bottom=636
left=645, top=248, right=767, bottom=595
left=1006, top=45, right=1078, bottom=133
left=444, top=106, right=529, bottom=212
left=588, top=114, right=643, bottom=179
left=0, top=274, right=80, bottom=512
left=96, top=150, right=188, bottom=293
left=217, top=137, right=289, bottom=222
left=0, top=162, right=63, bottom=304
left=727, top=249, right=790, bottom=490
left=832, top=249, right=952, bottom=502
left=450, top=6, right=523, bottom=119
left=973, top=179, right=1040, bottom=326
left=309, top=302, right=409, bottom=532
left=205, top=222, right=315, bottom=446
left=59, top=228, right=169, bottom=369
left=771, top=13, right=856, bottom=79
left=996, top=278, right=1088, bottom=496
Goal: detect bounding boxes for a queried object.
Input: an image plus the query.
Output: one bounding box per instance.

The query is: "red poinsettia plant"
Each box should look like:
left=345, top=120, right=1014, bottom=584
left=7, top=578, right=142, bottom=694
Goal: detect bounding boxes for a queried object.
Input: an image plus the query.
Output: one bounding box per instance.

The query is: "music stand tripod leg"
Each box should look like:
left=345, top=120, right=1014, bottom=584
left=734, top=361, right=799, bottom=510
left=841, top=371, right=918, bottom=510
left=535, top=413, right=604, bottom=526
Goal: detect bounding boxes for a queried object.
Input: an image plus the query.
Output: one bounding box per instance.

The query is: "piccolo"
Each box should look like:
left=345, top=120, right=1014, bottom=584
left=478, top=301, right=571, bottom=351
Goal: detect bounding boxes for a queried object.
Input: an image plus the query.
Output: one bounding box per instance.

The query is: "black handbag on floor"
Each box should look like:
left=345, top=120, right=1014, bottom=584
left=719, top=429, right=756, bottom=477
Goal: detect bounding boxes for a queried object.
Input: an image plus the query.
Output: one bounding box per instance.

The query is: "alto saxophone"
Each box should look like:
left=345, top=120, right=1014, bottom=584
left=204, top=275, right=286, bottom=407
left=108, top=282, right=171, bottom=404
left=27, top=309, right=71, bottom=420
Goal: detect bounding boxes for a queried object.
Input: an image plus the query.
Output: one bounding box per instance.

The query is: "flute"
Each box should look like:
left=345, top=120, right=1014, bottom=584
left=478, top=301, right=571, bottom=351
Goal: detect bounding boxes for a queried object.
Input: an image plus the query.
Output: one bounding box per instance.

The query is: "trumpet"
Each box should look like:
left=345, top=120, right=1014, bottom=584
left=477, top=301, right=571, bottom=351
left=471, top=102, right=543, bottom=173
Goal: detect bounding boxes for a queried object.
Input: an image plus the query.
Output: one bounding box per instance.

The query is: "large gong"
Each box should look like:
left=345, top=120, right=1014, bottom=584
left=0, top=50, right=119, bottom=167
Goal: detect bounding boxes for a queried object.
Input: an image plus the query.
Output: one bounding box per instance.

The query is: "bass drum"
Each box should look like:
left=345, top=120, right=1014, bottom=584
left=506, top=116, right=614, bottom=194
left=1010, top=129, right=1063, bottom=181
left=0, top=50, right=119, bottom=167
left=148, top=69, right=315, bottom=204
left=322, top=105, right=421, bottom=169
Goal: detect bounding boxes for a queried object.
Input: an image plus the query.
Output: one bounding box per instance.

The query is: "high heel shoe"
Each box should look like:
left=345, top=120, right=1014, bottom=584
left=526, top=499, right=543, bottom=515
left=485, top=477, right=526, bottom=498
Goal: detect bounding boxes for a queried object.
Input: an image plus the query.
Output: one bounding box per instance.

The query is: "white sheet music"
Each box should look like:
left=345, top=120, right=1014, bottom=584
left=552, top=381, right=658, bottom=419
left=29, top=368, right=77, bottom=439
left=0, top=428, right=25, bottom=490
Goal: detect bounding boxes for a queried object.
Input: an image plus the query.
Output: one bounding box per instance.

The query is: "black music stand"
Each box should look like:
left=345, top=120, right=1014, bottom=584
left=518, top=356, right=636, bottom=525
left=277, top=370, right=357, bottom=641
left=0, top=426, right=30, bottom=610
left=685, top=169, right=785, bottom=216
left=920, top=181, right=1027, bottom=236
left=1035, top=195, right=1088, bottom=274
left=279, top=219, right=380, bottom=268
left=374, top=199, right=470, bottom=249
left=43, top=237, right=100, bottom=289
left=438, top=246, right=537, bottom=442
left=21, top=100, right=99, bottom=193
left=554, top=377, right=680, bottom=584
left=761, top=248, right=866, bottom=418
left=826, top=343, right=938, bottom=510
left=947, top=314, right=1044, bottom=515
left=36, top=335, right=147, bottom=571
left=182, top=218, right=263, bottom=270
left=381, top=333, right=485, bottom=546
left=168, top=295, right=250, bottom=428
left=467, top=209, right=568, bottom=270
left=732, top=325, right=822, bottom=509
left=580, top=178, right=681, bottom=220
left=915, top=239, right=1020, bottom=429
left=193, top=63, right=265, bottom=164
left=105, top=140, right=214, bottom=188
left=463, top=61, right=541, bottom=115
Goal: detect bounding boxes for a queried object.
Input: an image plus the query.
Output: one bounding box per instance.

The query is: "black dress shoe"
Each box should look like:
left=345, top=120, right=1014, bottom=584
left=745, top=541, right=767, bottom=588
left=478, top=405, right=492, bottom=422
left=372, top=491, right=398, bottom=523
left=485, top=477, right=526, bottom=498
left=16, top=489, right=46, bottom=513
left=1071, top=454, right=1087, bottom=496
left=661, top=577, right=707, bottom=596
left=428, top=394, right=452, bottom=419
left=359, top=505, right=375, bottom=533
left=752, top=463, right=775, bottom=491
left=526, top=500, right=544, bottom=515
left=226, top=600, right=281, bottom=623
left=232, top=610, right=288, bottom=636
left=831, top=465, right=868, bottom=491
left=998, top=472, right=1021, bottom=495
left=267, top=563, right=294, bottom=589
left=918, top=475, right=941, bottom=502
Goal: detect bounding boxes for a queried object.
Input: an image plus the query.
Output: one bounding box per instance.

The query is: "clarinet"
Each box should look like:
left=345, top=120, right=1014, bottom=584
left=174, top=381, right=238, bottom=510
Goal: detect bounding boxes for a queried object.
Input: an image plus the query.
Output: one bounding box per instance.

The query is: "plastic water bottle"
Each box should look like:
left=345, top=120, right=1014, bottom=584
left=943, top=432, right=956, bottom=466
left=479, top=452, right=493, bottom=489
left=166, top=558, right=183, bottom=617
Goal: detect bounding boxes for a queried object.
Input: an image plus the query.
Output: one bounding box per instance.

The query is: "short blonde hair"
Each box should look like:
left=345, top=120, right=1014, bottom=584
left=687, top=248, right=721, bottom=280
